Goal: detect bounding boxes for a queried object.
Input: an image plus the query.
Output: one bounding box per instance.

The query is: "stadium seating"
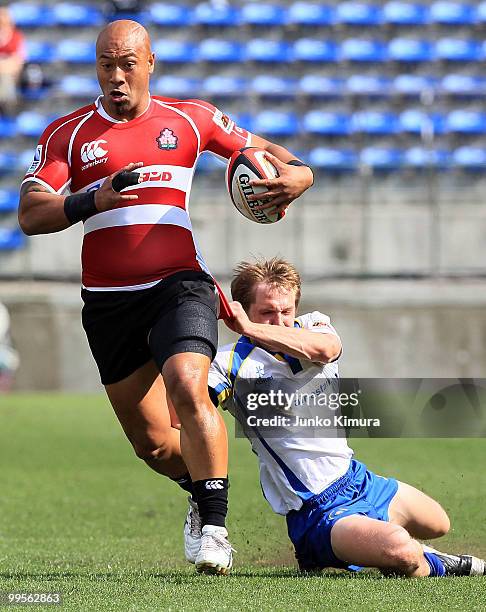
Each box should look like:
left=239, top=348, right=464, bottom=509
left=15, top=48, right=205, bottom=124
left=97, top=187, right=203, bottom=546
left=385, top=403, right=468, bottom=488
left=51, top=3, right=103, bottom=28
left=360, top=147, right=403, bottom=170
left=352, top=111, right=399, bottom=135
left=440, top=74, right=486, bottom=97
left=303, top=112, right=351, bottom=136
left=388, top=39, right=434, bottom=62
left=10, top=2, right=54, bottom=28
left=308, top=148, right=358, bottom=172
left=287, top=3, right=335, bottom=26
left=298, top=75, right=345, bottom=97
left=16, top=112, right=50, bottom=138
left=193, top=3, right=240, bottom=27
left=251, top=111, right=299, bottom=137
left=198, top=39, right=244, bottom=63
left=0, top=118, right=17, bottom=139
left=293, top=39, right=338, bottom=63
left=241, top=4, right=287, bottom=26
left=154, top=76, right=202, bottom=98
left=452, top=146, right=486, bottom=169
left=335, top=2, right=383, bottom=26
left=58, top=76, right=100, bottom=98
left=429, top=2, right=477, bottom=25
left=340, top=39, right=388, bottom=63
left=346, top=75, right=393, bottom=97
left=149, top=4, right=191, bottom=27
left=246, top=40, right=292, bottom=63
left=383, top=2, right=430, bottom=26
left=445, top=110, right=486, bottom=134
left=152, top=40, right=197, bottom=64
left=250, top=76, right=297, bottom=98
left=435, top=39, right=483, bottom=62
left=25, top=41, right=55, bottom=64
left=56, top=40, right=96, bottom=64
left=0, top=190, right=18, bottom=213
left=0, top=228, right=25, bottom=250
left=203, top=76, right=248, bottom=98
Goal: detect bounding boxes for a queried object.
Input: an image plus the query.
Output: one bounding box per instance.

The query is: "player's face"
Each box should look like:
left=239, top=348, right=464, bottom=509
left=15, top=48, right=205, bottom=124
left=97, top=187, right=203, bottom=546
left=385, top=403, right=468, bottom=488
left=96, top=37, right=154, bottom=120
left=248, top=283, right=297, bottom=327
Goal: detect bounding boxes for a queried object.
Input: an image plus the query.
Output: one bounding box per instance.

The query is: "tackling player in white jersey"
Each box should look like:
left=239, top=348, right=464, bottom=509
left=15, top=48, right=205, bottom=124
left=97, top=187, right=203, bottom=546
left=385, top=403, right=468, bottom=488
left=207, top=257, right=485, bottom=577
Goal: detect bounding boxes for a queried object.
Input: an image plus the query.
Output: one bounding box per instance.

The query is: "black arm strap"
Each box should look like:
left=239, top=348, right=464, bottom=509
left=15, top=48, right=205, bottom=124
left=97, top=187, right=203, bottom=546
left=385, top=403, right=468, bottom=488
left=63, top=191, right=97, bottom=225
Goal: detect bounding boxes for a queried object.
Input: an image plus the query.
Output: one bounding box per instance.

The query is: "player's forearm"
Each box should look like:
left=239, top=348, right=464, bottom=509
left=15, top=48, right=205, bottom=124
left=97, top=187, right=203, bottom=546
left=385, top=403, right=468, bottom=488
left=244, top=323, right=341, bottom=364
left=18, top=192, right=71, bottom=235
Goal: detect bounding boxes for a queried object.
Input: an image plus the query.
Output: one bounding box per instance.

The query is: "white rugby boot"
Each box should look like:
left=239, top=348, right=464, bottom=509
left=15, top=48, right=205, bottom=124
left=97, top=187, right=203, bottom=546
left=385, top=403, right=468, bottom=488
left=195, top=525, right=235, bottom=575
left=422, top=544, right=486, bottom=576
left=184, top=496, right=202, bottom=564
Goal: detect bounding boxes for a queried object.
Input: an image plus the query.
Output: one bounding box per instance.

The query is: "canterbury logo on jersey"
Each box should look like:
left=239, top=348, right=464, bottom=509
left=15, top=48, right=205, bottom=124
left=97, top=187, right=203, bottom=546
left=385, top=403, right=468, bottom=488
left=81, top=140, right=108, bottom=163
left=205, top=479, right=224, bottom=490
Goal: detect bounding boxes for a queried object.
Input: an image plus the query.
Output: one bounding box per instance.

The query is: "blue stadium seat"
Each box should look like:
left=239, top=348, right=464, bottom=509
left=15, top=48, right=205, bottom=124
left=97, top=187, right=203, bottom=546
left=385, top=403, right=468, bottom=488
left=0, top=190, right=18, bottom=213
left=445, top=110, right=486, bottom=134
left=399, top=110, right=444, bottom=135
left=154, top=76, right=202, bottom=98
left=403, top=147, right=450, bottom=169
left=0, top=151, right=20, bottom=176
left=241, top=4, right=287, bottom=26
left=0, top=229, right=25, bottom=250
left=199, top=39, right=244, bottom=63
left=149, top=4, right=192, bottom=26
left=340, top=39, right=388, bottom=62
left=251, top=76, right=297, bottom=98
left=246, top=40, right=292, bottom=63
left=388, top=39, right=434, bottom=62
left=16, top=112, right=50, bottom=138
left=56, top=41, right=96, bottom=64
left=58, top=76, right=100, bottom=98
left=203, top=75, right=248, bottom=97
left=452, top=147, right=486, bottom=169
left=195, top=151, right=226, bottom=174
left=352, top=111, right=398, bottom=135
left=193, top=3, right=241, bottom=26
left=477, top=2, right=486, bottom=22
left=360, top=147, right=403, bottom=170
left=298, top=75, right=345, bottom=97
left=52, top=3, right=103, bottom=27
left=0, top=118, right=18, bottom=139
left=346, top=75, right=393, bottom=96
left=153, top=40, right=197, bottom=63
left=308, top=148, right=358, bottom=171
left=383, top=2, right=429, bottom=25
left=441, top=74, right=486, bottom=97
left=9, top=2, right=54, bottom=27
left=17, top=150, right=36, bottom=171
left=293, top=39, right=338, bottom=62
left=429, top=2, right=477, bottom=25
left=393, top=75, right=437, bottom=96
left=251, top=111, right=299, bottom=137
left=288, top=2, right=335, bottom=26
left=26, top=41, right=56, bottom=64
left=335, top=2, right=383, bottom=26
left=435, top=38, right=482, bottom=62
left=303, top=111, right=351, bottom=136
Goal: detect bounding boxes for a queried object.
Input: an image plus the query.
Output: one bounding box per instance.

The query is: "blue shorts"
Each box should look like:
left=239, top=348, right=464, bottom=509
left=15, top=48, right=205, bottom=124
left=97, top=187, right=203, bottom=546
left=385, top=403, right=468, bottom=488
left=286, top=459, right=399, bottom=571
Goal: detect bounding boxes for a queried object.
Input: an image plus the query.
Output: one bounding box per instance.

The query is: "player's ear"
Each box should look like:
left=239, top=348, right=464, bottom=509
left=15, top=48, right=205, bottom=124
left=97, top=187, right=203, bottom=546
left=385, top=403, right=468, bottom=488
left=148, top=52, right=155, bottom=74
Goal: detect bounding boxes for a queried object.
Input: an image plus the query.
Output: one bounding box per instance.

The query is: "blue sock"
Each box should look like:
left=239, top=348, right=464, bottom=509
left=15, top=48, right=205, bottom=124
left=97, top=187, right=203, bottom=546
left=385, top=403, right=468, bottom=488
left=424, top=552, right=446, bottom=577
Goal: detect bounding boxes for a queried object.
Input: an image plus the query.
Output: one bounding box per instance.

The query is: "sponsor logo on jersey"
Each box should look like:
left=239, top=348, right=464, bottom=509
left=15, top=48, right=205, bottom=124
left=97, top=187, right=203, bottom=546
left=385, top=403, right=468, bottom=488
left=27, top=144, right=43, bottom=173
left=156, top=128, right=178, bottom=150
left=139, top=170, right=173, bottom=183
left=213, top=109, right=234, bottom=134
left=81, top=139, right=108, bottom=170
left=313, top=321, right=329, bottom=328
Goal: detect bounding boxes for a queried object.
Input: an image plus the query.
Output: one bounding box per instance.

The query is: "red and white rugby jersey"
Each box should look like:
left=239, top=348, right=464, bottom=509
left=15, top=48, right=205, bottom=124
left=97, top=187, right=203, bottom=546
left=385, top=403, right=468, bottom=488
left=22, top=95, right=252, bottom=303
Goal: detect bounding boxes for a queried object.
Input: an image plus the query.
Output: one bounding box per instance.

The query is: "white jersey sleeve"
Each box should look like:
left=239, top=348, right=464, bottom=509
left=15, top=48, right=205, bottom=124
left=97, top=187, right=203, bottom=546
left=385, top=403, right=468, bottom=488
left=207, top=344, right=233, bottom=407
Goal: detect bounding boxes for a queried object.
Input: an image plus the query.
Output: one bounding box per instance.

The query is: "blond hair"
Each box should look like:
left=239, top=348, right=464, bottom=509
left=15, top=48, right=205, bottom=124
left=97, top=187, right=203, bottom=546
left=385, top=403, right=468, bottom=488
left=231, top=256, right=301, bottom=312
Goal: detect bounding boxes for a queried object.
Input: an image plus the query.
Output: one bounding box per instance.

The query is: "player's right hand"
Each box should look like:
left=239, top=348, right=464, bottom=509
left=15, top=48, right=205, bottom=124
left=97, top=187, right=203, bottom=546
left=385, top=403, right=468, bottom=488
left=94, top=162, right=143, bottom=212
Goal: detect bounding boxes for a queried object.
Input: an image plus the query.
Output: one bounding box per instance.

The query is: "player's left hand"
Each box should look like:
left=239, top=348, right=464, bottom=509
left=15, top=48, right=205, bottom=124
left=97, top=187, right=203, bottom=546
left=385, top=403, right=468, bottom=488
left=224, top=301, right=252, bottom=335
left=247, top=152, right=314, bottom=216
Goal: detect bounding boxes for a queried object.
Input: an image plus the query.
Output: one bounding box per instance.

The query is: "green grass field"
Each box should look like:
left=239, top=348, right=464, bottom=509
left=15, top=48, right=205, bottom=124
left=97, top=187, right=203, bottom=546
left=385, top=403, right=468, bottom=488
left=0, top=394, right=485, bottom=611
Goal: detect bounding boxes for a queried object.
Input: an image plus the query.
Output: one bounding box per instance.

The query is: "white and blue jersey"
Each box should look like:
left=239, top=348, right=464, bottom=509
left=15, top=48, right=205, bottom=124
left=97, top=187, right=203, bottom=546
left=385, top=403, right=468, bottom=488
left=208, top=311, right=353, bottom=516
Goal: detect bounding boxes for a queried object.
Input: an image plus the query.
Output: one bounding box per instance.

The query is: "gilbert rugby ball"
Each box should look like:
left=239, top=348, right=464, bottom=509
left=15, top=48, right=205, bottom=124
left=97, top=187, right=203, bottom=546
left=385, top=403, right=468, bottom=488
left=227, top=147, right=283, bottom=224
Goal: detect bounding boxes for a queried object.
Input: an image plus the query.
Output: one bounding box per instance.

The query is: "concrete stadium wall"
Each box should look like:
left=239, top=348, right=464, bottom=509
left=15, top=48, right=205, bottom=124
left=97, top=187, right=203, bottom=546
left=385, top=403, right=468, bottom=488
left=2, top=175, right=486, bottom=279
left=2, top=278, right=486, bottom=391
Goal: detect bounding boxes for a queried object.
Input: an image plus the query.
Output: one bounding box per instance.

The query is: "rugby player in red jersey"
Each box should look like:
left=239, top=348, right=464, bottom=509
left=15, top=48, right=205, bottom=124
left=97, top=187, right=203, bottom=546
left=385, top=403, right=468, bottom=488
left=18, top=20, right=314, bottom=574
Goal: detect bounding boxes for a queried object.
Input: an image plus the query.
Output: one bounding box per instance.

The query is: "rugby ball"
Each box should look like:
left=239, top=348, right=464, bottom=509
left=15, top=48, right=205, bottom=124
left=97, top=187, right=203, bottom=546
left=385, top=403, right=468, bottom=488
left=227, top=147, right=283, bottom=224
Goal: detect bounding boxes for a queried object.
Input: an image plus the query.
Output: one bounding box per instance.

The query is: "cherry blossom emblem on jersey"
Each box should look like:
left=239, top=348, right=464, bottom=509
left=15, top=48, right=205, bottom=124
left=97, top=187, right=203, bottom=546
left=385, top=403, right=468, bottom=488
left=156, top=128, right=178, bottom=150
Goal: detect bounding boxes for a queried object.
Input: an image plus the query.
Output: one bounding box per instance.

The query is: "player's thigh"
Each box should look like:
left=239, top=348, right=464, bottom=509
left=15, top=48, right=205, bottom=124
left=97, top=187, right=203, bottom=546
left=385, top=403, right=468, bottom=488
left=330, top=515, right=416, bottom=568
left=388, top=481, right=450, bottom=539
left=105, top=359, right=174, bottom=450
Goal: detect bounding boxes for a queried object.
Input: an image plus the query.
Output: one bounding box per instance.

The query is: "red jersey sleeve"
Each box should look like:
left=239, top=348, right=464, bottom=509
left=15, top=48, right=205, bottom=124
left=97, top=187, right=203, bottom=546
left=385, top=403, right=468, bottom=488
left=182, top=99, right=252, bottom=159
left=22, top=117, right=73, bottom=193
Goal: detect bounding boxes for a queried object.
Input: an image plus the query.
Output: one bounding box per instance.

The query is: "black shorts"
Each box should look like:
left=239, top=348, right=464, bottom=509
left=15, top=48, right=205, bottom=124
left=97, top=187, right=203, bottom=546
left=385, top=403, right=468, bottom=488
left=81, top=271, right=219, bottom=385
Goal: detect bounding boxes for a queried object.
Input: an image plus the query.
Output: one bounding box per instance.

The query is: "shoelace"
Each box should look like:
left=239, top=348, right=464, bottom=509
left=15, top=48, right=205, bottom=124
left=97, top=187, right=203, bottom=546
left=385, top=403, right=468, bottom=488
left=188, top=507, right=202, bottom=535
left=200, top=532, right=237, bottom=554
